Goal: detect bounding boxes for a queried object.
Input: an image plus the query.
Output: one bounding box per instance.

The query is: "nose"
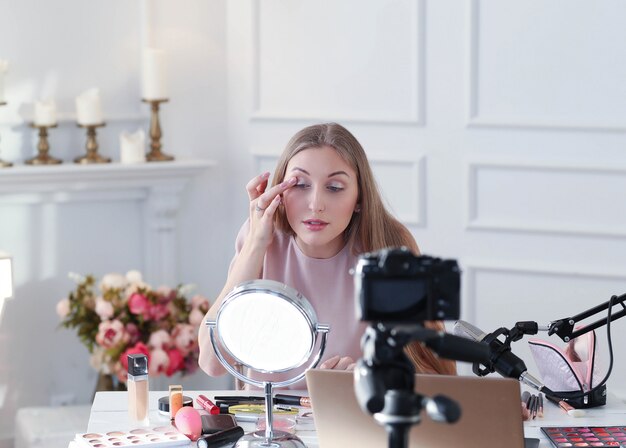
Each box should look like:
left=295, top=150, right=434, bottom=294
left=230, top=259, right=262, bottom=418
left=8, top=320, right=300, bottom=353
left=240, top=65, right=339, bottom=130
left=308, top=187, right=325, bottom=212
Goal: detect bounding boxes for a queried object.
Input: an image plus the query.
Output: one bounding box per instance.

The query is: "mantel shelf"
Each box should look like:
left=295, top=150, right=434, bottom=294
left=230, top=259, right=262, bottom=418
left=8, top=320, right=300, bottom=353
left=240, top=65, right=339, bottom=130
left=0, top=159, right=216, bottom=194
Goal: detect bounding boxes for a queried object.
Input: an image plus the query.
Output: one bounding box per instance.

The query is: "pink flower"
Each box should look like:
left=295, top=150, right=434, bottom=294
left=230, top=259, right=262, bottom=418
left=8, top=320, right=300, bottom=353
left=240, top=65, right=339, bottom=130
left=95, top=297, right=114, bottom=320
left=172, top=324, right=197, bottom=356
left=56, top=298, right=70, bottom=318
left=191, top=295, right=210, bottom=310
left=148, top=348, right=169, bottom=376
left=188, top=308, right=205, bottom=327
left=147, top=303, right=170, bottom=321
left=120, top=342, right=150, bottom=373
left=100, top=273, right=127, bottom=291
left=148, top=329, right=171, bottom=349
left=125, top=323, right=141, bottom=345
left=166, top=348, right=185, bottom=376
left=128, top=293, right=150, bottom=317
left=95, top=320, right=128, bottom=349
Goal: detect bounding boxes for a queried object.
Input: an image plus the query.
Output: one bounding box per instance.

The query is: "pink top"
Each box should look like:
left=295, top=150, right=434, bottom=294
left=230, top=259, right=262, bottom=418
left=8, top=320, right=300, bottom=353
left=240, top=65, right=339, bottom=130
left=229, top=220, right=368, bottom=389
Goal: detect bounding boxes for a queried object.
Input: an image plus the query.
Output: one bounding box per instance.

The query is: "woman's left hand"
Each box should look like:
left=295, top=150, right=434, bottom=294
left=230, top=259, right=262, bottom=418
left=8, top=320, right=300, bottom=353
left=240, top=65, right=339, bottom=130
left=319, top=355, right=355, bottom=371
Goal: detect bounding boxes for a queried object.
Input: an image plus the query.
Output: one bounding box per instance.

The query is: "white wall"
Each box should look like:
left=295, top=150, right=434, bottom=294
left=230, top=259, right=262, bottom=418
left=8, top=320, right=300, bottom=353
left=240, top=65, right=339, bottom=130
left=2, top=0, right=626, bottom=444
left=226, top=0, right=626, bottom=397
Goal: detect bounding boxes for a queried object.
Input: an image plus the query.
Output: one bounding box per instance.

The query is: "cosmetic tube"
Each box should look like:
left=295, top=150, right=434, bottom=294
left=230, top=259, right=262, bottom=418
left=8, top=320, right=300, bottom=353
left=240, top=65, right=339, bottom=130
left=128, top=354, right=149, bottom=425
left=169, top=385, right=183, bottom=419
left=196, top=427, right=244, bottom=448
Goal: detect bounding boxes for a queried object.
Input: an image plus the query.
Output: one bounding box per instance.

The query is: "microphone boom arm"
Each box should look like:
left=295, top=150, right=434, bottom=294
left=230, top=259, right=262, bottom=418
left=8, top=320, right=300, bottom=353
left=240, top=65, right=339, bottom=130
left=548, top=293, right=626, bottom=342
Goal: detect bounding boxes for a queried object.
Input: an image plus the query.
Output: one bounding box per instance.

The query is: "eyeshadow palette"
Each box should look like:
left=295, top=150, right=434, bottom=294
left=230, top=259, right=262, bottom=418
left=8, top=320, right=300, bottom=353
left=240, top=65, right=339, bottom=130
left=75, top=426, right=190, bottom=448
left=542, top=426, right=626, bottom=447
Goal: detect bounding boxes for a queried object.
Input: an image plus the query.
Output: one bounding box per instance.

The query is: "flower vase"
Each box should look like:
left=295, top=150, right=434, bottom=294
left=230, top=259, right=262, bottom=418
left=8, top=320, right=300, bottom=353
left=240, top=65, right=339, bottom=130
left=93, top=372, right=126, bottom=401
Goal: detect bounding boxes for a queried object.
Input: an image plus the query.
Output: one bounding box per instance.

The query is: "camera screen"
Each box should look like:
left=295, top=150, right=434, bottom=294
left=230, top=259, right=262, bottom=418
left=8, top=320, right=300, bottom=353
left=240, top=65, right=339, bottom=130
left=367, top=278, right=428, bottom=319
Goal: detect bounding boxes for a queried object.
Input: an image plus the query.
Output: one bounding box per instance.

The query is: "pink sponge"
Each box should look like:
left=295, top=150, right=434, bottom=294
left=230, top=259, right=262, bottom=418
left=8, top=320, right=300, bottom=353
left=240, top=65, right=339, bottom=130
left=174, top=407, right=202, bottom=441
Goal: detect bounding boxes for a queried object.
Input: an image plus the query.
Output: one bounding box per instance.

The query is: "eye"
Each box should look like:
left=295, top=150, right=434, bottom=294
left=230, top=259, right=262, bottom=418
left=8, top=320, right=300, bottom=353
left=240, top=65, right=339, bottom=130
left=327, top=183, right=344, bottom=192
left=294, top=179, right=310, bottom=189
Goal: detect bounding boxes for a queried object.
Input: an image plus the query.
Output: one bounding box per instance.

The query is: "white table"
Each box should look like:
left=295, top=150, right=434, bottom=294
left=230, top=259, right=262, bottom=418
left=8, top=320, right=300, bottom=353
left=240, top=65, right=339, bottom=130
left=86, top=390, right=626, bottom=448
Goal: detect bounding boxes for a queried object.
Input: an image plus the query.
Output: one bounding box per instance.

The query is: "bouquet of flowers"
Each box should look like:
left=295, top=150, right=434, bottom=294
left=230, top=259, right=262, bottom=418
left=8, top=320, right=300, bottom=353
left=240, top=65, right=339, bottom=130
left=56, top=270, right=210, bottom=384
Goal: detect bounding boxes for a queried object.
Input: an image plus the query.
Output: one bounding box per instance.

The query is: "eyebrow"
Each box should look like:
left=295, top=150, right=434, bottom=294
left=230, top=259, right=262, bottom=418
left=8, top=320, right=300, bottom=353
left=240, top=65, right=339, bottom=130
left=290, top=167, right=350, bottom=178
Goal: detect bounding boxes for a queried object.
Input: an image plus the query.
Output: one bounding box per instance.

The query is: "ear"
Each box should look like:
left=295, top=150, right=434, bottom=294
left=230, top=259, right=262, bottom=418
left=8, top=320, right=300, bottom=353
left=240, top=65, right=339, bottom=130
left=354, top=204, right=361, bottom=213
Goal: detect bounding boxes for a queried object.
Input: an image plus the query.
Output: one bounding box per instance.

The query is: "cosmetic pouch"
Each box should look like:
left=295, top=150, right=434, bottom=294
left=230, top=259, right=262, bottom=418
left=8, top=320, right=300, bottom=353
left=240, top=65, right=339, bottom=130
left=528, top=330, right=606, bottom=408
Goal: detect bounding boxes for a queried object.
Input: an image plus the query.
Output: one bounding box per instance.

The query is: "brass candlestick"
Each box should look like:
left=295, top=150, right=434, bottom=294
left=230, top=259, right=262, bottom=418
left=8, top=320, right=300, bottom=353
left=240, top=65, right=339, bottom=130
left=142, top=98, right=174, bottom=161
left=26, top=123, right=62, bottom=165
left=0, top=101, right=12, bottom=167
left=75, top=122, right=110, bottom=164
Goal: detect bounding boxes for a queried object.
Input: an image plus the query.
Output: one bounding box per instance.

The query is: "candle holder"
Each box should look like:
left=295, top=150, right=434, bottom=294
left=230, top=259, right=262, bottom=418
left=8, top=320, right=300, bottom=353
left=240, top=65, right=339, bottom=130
left=26, top=123, right=62, bottom=165
left=75, top=123, right=111, bottom=164
left=142, top=98, right=174, bottom=162
left=0, top=101, right=12, bottom=167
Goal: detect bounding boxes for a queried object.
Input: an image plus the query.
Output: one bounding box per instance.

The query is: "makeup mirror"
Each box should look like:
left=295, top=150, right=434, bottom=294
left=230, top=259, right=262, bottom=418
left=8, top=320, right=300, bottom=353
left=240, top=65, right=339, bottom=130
left=206, top=279, right=329, bottom=448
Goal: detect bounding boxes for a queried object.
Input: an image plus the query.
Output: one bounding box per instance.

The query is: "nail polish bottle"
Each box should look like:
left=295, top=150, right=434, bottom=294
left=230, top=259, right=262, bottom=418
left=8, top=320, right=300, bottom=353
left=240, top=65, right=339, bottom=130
left=128, top=353, right=149, bottom=426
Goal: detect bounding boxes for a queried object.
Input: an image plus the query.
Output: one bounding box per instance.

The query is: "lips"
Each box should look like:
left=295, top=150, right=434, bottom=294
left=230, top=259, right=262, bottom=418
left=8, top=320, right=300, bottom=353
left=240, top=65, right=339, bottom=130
left=302, top=219, right=328, bottom=231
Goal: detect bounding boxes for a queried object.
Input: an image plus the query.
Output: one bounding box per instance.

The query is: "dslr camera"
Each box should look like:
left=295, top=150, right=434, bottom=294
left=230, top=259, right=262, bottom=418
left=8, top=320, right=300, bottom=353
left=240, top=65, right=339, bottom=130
left=354, top=247, right=460, bottom=322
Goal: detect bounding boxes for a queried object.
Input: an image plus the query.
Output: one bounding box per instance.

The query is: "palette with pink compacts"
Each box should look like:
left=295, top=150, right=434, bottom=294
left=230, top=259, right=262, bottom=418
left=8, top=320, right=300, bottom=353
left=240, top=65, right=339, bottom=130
left=541, top=426, right=626, bottom=447
left=74, top=426, right=190, bottom=448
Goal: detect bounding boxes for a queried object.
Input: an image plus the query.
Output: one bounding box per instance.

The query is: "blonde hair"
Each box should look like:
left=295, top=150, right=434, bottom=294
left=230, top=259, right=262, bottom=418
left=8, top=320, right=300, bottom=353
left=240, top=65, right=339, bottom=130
left=271, top=123, right=456, bottom=376
left=271, top=122, right=417, bottom=254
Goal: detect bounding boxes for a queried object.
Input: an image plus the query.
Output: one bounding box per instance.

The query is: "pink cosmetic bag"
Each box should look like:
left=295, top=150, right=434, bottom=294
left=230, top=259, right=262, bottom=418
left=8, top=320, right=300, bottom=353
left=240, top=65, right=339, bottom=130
left=528, top=330, right=606, bottom=408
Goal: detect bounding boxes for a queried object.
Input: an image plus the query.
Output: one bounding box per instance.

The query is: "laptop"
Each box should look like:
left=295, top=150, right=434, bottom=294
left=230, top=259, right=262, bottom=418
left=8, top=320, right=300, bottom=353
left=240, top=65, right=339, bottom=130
left=306, top=369, right=531, bottom=448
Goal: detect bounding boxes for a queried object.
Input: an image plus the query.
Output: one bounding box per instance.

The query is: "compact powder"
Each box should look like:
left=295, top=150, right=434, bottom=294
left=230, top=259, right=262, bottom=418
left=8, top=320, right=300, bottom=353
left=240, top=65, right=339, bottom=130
left=158, top=396, right=193, bottom=415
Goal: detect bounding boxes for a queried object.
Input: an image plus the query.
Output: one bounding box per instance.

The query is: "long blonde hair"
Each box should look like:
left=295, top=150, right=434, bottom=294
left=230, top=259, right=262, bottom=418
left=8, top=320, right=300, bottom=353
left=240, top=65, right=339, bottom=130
left=271, top=123, right=417, bottom=254
left=271, top=123, right=455, bottom=375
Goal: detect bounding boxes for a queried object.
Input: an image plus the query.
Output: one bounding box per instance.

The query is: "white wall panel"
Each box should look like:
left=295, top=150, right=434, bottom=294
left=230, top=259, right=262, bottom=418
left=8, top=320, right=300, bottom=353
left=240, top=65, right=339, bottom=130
left=467, top=0, right=626, bottom=131
left=467, top=161, right=626, bottom=237
left=463, top=261, right=626, bottom=396
left=251, top=0, right=424, bottom=124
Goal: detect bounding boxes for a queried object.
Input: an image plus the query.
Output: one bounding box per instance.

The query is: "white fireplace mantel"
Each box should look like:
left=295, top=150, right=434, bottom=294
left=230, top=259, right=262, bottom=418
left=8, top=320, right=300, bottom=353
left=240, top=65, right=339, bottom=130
left=0, top=159, right=215, bottom=284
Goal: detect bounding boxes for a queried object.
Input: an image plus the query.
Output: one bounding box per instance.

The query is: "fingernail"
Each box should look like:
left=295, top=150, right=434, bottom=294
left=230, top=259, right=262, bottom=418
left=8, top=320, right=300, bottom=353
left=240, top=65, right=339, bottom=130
left=261, top=172, right=270, bottom=179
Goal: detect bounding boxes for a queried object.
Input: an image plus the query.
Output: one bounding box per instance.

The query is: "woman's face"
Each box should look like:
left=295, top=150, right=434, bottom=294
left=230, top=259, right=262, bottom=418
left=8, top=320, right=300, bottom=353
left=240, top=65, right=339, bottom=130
left=282, top=145, right=359, bottom=259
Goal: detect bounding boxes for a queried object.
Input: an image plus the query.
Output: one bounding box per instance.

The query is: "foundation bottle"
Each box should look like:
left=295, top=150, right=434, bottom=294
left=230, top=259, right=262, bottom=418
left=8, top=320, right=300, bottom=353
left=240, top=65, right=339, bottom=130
left=128, top=353, right=149, bottom=425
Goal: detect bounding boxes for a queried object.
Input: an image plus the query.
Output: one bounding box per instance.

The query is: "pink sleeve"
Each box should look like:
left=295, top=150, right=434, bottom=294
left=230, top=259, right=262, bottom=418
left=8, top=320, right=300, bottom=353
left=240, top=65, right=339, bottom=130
left=227, top=220, right=254, bottom=275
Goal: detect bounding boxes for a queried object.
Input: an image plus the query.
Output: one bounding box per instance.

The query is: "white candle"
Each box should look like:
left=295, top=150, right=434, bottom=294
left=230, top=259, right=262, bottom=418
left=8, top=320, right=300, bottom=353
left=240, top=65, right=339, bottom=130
left=34, top=99, right=57, bottom=126
left=142, top=48, right=167, bottom=100
left=0, top=59, right=8, bottom=103
left=75, top=88, right=104, bottom=125
left=120, top=129, right=146, bottom=164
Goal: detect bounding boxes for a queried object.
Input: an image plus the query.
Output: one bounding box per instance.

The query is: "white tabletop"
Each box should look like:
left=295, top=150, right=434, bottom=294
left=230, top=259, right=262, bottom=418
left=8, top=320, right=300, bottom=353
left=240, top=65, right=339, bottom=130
left=87, top=389, right=626, bottom=448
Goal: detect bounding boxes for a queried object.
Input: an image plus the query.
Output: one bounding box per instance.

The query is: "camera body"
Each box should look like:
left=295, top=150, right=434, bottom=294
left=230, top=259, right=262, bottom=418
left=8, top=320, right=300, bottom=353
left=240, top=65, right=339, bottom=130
left=355, top=247, right=460, bottom=322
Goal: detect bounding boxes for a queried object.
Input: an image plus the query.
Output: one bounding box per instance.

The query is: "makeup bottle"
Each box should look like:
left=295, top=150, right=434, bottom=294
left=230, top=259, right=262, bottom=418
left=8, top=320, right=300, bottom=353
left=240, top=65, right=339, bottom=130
left=128, top=353, right=149, bottom=426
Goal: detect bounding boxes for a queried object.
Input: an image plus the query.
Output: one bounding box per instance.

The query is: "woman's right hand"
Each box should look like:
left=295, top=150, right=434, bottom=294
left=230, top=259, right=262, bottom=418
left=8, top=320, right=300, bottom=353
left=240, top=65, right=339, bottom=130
left=245, top=172, right=297, bottom=248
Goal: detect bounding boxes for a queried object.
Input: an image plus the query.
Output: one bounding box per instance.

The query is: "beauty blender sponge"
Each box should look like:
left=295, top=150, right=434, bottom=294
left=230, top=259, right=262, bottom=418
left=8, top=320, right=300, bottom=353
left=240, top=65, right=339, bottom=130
left=174, top=407, right=202, bottom=440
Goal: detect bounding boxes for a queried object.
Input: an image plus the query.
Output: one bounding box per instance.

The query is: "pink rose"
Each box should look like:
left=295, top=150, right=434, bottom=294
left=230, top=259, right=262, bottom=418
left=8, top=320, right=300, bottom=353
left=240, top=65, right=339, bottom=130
left=95, top=297, right=114, bottom=320
left=95, top=320, right=128, bottom=349
left=166, top=348, right=185, bottom=376
left=172, top=324, right=197, bottom=356
left=56, top=298, right=70, bottom=318
left=148, top=348, right=169, bottom=376
left=188, top=308, right=205, bottom=327
left=148, top=329, right=171, bottom=349
left=125, top=323, right=141, bottom=345
left=128, top=293, right=150, bottom=317
left=191, top=295, right=210, bottom=310
left=147, top=302, right=170, bottom=320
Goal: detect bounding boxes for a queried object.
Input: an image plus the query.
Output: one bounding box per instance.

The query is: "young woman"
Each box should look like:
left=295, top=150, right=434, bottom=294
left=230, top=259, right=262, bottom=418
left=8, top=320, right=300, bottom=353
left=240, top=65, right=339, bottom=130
left=198, top=123, right=456, bottom=386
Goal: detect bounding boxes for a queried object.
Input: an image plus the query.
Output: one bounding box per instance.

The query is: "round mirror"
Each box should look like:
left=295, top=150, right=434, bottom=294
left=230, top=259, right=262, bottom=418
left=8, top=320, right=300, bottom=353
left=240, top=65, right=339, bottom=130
left=206, top=279, right=330, bottom=447
left=216, top=280, right=316, bottom=372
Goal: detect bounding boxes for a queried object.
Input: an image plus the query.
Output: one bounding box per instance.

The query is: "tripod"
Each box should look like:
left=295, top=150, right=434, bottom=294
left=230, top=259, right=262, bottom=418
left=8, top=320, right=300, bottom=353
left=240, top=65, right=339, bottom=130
left=354, top=323, right=490, bottom=448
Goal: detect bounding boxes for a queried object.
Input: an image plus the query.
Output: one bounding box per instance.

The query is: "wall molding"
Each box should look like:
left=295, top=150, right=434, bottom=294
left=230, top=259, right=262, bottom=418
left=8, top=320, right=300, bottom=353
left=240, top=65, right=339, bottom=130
left=461, top=259, right=626, bottom=324
left=466, top=160, right=626, bottom=238
left=465, top=0, right=626, bottom=132
left=250, top=0, right=425, bottom=125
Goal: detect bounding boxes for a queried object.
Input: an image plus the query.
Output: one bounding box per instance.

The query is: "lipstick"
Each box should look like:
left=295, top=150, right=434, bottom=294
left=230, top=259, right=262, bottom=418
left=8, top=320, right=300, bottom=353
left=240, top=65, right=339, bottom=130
left=197, top=395, right=220, bottom=415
